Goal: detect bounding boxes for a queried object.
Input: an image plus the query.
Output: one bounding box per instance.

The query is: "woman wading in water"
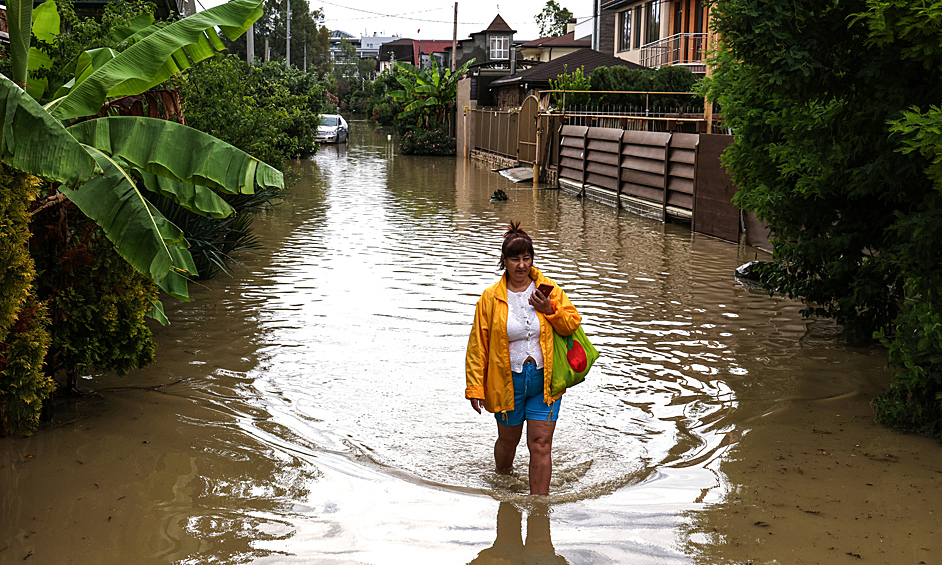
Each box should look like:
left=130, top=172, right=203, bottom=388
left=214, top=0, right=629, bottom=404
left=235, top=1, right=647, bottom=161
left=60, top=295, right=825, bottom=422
left=465, top=222, right=582, bottom=494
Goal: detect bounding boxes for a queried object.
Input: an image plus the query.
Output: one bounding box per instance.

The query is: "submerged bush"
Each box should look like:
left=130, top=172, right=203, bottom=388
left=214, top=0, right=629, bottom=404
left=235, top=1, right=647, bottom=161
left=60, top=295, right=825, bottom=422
left=31, top=200, right=158, bottom=392
left=398, top=122, right=456, bottom=156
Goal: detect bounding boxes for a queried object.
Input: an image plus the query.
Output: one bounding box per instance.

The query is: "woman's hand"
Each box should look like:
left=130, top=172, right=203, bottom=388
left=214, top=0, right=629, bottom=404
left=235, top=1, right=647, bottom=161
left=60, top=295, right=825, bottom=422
left=530, top=289, right=556, bottom=315
left=470, top=398, right=484, bottom=414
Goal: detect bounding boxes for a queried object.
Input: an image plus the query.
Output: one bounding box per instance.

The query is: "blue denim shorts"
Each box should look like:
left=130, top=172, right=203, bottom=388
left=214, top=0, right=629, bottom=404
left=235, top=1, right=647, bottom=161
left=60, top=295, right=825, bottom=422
left=496, top=362, right=561, bottom=426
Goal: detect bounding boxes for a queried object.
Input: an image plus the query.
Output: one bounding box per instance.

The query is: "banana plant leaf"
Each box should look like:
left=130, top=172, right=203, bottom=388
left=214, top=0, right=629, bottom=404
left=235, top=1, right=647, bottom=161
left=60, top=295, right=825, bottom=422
left=109, top=12, right=156, bottom=44
left=147, top=299, right=169, bottom=326
left=51, top=0, right=264, bottom=121
left=67, top=116, right=284, bottom=194
left=30, top=0, right=58, bottom=42
left=19, top=0, right=59, bottom=100
left=7, top=0, right=32, bottom=85
left=60, top=145, right=195, bottom=301
left=147, top=198, right=197, bottom=300
left=135, top=168, right=236, bottom=219
left=57, top=48, right=119, bottom=98
left=0, top=75, right=97, bottom=186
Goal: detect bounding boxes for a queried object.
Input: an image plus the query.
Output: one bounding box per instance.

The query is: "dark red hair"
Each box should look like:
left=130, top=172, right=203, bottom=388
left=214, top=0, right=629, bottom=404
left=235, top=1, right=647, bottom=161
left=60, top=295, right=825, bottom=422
left=499, top=221, right=535, bottom=270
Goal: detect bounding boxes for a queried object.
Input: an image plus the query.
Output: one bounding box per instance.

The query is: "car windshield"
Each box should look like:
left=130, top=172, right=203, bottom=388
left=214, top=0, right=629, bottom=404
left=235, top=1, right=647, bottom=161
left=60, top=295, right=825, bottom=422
left=320, top=116, right=340, bottom=127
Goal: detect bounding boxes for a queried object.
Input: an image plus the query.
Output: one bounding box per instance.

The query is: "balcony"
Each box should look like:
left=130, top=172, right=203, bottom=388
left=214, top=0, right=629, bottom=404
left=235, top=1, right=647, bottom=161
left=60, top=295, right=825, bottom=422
left=640, top=33, right=708, bottom=72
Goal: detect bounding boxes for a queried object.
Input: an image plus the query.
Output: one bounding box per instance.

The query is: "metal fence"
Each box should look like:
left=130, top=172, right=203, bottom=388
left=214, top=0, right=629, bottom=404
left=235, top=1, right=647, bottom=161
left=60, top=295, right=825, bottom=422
left=639, top=33, right=708, bottom=69
left=471, top=108, right=518, bottom=159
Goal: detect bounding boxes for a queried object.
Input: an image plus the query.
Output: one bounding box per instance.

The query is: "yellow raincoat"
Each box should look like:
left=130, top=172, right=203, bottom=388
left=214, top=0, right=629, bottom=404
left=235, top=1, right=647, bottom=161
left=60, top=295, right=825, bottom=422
left=465, top=266, right=582, bottom=413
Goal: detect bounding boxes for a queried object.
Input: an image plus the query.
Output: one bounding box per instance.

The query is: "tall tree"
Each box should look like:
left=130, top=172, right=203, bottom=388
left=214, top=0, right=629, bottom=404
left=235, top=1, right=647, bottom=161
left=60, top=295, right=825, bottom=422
left=226, top=0, right=329, bottom=71
left=705, top=0, right=942, bottom=436
left=535, top=0, right=573, bottom=37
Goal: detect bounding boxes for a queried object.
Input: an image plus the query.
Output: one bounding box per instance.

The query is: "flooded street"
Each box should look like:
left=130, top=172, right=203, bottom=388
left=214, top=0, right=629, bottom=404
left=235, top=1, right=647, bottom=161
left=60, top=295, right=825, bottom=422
left=2, top=121, right=940, bottom=564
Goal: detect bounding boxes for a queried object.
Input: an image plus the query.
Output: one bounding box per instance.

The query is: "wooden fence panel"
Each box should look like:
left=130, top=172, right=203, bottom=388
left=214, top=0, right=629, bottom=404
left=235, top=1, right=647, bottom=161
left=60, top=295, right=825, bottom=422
left=693, top=134, right=739, bottom=242
left=620, top=131, right=671, bottom=209
left=583, top=127, right=623, bottom=197
left=559, top=125, right=588, bottom=186
left=666, top=133, right=699, bottom=211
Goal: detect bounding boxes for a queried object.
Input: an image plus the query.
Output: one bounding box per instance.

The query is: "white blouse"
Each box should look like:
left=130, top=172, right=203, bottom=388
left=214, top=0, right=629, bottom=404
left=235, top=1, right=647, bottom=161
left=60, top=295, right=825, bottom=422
left=506, top=281, right=544, bottom=372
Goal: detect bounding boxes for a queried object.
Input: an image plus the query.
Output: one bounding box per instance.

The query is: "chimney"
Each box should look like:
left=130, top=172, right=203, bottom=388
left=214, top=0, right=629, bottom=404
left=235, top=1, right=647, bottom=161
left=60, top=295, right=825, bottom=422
left=566, top=18, right=576, bottom=35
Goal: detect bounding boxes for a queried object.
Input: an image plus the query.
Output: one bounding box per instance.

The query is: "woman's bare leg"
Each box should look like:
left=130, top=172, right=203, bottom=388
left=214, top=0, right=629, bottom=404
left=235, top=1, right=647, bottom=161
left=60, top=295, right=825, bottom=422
left=526, top=420, right=557, bottom=495
left=495, top=422, right=524, bottom=473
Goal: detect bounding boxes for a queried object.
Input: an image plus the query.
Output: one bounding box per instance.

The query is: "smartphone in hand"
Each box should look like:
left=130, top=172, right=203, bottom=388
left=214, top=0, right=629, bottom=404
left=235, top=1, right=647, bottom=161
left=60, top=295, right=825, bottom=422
left=536, top=283, right=554, bottom=298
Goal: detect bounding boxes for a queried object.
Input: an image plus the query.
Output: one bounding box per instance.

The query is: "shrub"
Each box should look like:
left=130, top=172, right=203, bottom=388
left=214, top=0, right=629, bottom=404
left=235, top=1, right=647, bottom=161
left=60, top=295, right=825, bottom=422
left=0, top=164, right=53, bottom=436
left=180, top=56, right=329, bottom=277
left=398, top=122, right=456, bottom=156
left=184, top=56, right=327, bottom=170
left=30, top=200, right=159, bottom=391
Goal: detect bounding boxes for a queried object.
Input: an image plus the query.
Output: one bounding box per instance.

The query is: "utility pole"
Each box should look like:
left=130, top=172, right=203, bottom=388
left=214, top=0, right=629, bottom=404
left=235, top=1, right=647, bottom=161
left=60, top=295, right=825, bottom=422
left=247, top=24, right=255, bottom=65
left=286, top=0, right=291, bottom=66
left=265, top=36, right=270, bottom=62
left=451, top=2, right=457, bottom=72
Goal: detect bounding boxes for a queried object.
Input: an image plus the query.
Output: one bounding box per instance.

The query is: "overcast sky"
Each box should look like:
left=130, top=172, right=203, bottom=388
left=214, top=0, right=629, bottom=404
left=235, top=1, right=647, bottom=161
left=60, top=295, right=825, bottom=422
left=199, top=0, right=593, bottom=42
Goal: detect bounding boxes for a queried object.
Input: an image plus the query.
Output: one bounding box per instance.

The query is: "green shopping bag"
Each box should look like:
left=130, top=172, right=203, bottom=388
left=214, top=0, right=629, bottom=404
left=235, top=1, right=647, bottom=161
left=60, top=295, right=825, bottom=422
left=550, top=326, right=599, bottom=396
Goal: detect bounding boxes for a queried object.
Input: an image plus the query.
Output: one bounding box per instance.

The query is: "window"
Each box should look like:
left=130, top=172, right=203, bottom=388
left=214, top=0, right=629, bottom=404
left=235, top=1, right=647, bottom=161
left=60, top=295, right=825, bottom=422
left=644, top=0, right=661, bottom=44
left=489, top=35, right=509, bottom=60
left=618, top=10, right=632, bottom=52
left=633, top=6, right=642, bottom=48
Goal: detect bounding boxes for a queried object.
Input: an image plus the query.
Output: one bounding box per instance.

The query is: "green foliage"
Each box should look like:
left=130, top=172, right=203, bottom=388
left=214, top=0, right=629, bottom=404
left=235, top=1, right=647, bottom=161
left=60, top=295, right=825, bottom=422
left=398, top=122, right=456, bottom=156
left=590, top=65, right=700, bottom=111
left=49, top=0, right=264, bottom=121
left=870, top=104, right=942, bottom=437
left=0, top=160, right=41, bottom=342
left=183, top=55, right=325, bottom=170
left=332, top=37, right=359, bottom=89
left=180, top=55, right=327, bottom=277
left=535, top=0, right=573, bottom=38
left=0, top=296, right=53, bottom=436
left=0, top=0, right=278, bottom=303
left=0, top=164, right=53, bottom=436
left=549, top=64, right=591, bottom=106
left=11, top=0, right=158, bottom=102
left=873, top=242, right=942, bottom=437
left=31, top=201, right=158, bottom=383
left=705, top=0, right=942, bottom=437
left=389, top=57, right=474, bottom=126
left=367, top=68, right=404, bottom=125
left=224, top=0, right=329, bottom=72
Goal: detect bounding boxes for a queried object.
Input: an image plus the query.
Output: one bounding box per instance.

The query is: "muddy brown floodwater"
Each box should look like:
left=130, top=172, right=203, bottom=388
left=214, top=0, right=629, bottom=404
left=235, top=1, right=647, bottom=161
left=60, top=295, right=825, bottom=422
left=2, top=121, right=941, bottom=565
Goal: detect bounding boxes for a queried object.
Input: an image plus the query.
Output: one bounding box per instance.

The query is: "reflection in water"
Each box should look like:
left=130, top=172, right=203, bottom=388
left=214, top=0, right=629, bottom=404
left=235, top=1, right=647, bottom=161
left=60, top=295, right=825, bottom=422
left=469, top=502, right=569, bottom=565
left=0, top=120, right=916, bottom=564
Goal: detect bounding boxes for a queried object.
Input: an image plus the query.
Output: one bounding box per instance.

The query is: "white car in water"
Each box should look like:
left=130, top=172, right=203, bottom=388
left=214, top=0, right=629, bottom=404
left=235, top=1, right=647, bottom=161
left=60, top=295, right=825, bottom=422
left=316, top=114, right=348, bottom=144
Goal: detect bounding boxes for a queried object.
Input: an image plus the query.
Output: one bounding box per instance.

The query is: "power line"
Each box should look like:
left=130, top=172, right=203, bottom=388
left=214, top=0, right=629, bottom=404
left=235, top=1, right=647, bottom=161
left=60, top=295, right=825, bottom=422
left=316, top=0, right=486, bottom=25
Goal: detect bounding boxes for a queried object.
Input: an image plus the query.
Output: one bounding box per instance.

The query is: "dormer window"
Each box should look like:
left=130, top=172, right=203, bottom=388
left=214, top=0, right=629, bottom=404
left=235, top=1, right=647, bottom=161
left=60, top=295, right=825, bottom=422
left=490, top=35, right=509, bottom=60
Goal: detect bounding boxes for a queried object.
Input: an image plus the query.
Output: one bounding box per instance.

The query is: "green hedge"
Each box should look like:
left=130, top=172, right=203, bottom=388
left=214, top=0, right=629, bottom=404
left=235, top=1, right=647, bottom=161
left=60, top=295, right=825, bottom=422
left=0, top=164, right=53, bottom=436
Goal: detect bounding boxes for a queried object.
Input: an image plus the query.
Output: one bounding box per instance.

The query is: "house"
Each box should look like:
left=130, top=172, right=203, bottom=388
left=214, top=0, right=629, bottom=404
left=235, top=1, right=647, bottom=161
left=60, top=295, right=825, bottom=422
left=377, top=39, right=454, bottom=71
left=410, top=40, right=454, bottom=69
left=489, top=48, right=644, bottom=109
left=445, top=15, right=525, bottom=107
left=378, top=38, right=415, bottom=72
left=583, top=0, right=708, bottom=72
left=519, top=32, right=591, bottom=63
left=359, top=34, right=401, bottom=59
